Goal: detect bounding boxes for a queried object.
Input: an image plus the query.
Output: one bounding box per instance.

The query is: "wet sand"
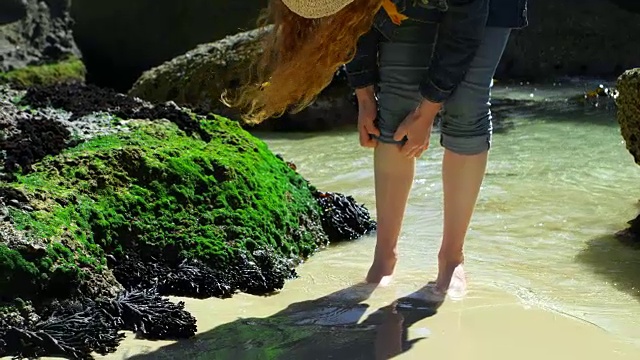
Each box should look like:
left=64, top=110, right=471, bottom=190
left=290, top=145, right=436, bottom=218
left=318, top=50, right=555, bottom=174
left=73, top=244, right=639, bottom=360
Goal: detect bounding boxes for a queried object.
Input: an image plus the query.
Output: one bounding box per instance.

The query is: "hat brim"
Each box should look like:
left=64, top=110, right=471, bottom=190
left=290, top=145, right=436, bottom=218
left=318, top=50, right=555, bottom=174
left=281, top=0, right=356, bottom=19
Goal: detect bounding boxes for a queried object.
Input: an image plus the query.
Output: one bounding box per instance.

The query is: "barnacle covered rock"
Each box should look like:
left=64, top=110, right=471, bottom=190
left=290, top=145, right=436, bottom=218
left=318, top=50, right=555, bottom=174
left=616, top=68, right=640, bottom=165
left=0, top=82, right=376, bottom=358
left=314, top=191, right=376, bottom=241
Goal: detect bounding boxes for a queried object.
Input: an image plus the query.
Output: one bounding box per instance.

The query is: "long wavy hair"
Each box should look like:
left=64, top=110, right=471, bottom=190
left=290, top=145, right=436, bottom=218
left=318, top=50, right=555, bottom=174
left=223, top=0, right=382, bottom=124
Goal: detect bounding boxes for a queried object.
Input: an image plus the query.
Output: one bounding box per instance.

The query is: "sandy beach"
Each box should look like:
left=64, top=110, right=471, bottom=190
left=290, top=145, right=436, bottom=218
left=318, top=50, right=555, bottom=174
left=69, top=246, right=639, bottom=360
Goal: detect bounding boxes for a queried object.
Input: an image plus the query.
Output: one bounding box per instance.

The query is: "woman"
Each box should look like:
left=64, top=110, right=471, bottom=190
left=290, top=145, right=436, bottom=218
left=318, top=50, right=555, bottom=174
left=228, top=0, right=528, bottom=298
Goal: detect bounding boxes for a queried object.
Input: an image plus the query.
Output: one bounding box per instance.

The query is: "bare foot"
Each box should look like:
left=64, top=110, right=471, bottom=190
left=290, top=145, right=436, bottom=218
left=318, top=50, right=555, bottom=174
left=446, top=265, right=467, bottom=300
left=366, top=256, right=397, bottom=286
left=435, top=263, right=467, bottom=300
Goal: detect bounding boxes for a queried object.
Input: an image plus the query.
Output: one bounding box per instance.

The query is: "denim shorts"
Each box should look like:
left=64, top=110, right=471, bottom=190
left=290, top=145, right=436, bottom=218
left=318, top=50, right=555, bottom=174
left=375, top=21, right=512, bottom=155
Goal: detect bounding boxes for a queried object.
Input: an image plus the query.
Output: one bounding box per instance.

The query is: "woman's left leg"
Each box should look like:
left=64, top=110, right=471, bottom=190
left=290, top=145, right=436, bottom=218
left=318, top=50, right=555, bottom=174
left=435, top=27, right=513, bottom=294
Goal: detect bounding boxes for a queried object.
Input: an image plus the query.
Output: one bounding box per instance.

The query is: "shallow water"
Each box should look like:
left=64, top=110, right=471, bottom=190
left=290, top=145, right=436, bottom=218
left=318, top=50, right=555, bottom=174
left=36, top=83, right=640, bottom=360
left=255, top=82, right=640, bottom=347
left=267, top=87, right=637, bottom=316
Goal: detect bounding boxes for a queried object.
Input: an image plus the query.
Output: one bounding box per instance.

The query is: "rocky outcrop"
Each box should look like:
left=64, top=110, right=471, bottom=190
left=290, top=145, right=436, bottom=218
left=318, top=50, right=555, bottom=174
left=616, top=68, right=640, bottom=165
left=70, top=0, right=267, bottom=91
left=128, top=27, right=269, bottom=116
left=0, top=0, right=80, bottom=72
left=0, top=82, right=375, bottom=359
left=614, top=68, right=640, bottom=246
left=129, top=27, right=358, bottom=132
left=496, top=0, right=640, bottom=80
left=615, top=213, right=640, bottom=246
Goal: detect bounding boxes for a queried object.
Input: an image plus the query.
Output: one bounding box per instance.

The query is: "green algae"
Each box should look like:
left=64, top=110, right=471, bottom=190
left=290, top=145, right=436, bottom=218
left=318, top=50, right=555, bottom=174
left=0, top=57, right=86, bottom=88
left=0, top=116, right=327, bottom=301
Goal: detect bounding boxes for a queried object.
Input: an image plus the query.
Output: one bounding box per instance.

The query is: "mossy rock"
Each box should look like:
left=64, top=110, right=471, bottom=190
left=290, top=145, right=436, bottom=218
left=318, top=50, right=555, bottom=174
left=0, top=115, right=328, bottom=302
left=0, top=83, right=375, bottom=358
left=128, top=27, right=270, bottom=113
left=0, top=57, right=86, bottom=88
left=127, top=27, right=358, bottom=132
left=616, top=68, right=640, bottom=165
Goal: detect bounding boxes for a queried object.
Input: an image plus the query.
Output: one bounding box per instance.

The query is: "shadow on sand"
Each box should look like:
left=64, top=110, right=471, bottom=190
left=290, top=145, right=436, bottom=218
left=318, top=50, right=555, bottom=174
left=127, top=283, right=442, bottom=360
left=576, top=234, right=640, bottom=301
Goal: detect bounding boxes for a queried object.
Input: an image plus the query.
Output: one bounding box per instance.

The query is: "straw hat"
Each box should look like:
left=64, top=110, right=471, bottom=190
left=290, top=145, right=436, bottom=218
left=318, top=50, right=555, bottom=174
left=281, top=0, right=355, bottom=18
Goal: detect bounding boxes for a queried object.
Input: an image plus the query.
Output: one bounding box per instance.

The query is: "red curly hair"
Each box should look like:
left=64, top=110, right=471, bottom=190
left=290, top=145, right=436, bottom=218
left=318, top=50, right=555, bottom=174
left=223, top=0, right=383, bottom=124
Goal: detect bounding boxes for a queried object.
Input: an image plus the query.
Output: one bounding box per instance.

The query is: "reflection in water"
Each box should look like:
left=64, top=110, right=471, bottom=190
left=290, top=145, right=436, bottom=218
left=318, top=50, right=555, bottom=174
left=128, top=283, right=442, bottom=360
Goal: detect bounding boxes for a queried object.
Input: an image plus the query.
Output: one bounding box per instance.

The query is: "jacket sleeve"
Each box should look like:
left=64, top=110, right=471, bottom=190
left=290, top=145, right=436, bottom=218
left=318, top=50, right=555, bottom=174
left=344, top=26, right=380, bottom=89
left=419, top=0, right=490, bottom=103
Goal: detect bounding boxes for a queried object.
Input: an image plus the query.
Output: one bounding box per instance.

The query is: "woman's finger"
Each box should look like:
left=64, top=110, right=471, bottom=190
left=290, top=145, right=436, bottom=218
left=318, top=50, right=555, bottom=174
left=414, top=143, right=430, bottom=158
left=358, top=125, right=369, bottom=147
left=359, top=126, right=378, bottom=148
left=365, top=123, right=381, bottom=137
left=393, top=123, right=408, bottom=142
left=402, top=144, right=416, bottom=157
left=364, top=134, right=378, bottom=148
left=405, top=145, right=422, bottom=158
left=402, top=137, right=423, bottom=157
left=401, top=138, right=416, bottom=155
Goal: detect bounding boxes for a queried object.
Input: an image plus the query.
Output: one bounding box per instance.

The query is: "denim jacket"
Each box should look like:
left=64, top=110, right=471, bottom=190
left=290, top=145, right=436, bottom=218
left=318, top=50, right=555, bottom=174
left=345, top=0, right=528, bottom=103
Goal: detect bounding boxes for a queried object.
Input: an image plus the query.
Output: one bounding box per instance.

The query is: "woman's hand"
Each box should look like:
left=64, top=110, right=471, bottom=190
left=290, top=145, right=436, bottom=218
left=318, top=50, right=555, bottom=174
left=393, top=99, right=441, bottom=158
left=356, top=86, right=380, bottom=148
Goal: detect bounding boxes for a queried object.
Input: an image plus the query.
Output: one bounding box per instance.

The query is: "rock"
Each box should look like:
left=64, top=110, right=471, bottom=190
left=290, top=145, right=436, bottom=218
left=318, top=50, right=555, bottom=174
left=616, top=68, right=640, bottom=165
left=615, top=212, right=640, bottom=246
left=496, top=0, right=640, bottom=80
left=0, top=0, right=80, bottom=73
left=315, top=191, right=376, bottom=241
left=70, top=0, right=267, bottom=91
left=129, top=27, right=357, bottom=132
left=0, top=107, right=314, bottom=355
left=128, top=27, right=269, bottom=116
left=0, top=82, right=375, bottom=358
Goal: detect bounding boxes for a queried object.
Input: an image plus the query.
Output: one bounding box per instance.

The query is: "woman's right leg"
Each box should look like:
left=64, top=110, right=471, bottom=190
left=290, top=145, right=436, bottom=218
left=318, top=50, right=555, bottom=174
left=435, top=27, right=513, bottom=294
left=366, top=21, right=437, bottom=284
left=367, top=143, right=415, bottom=284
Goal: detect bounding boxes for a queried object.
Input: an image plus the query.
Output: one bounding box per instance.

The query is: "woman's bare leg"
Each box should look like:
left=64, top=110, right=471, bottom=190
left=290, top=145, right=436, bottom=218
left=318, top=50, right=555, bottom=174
left=366, top=143, right=415, bottom=284
left=433, top=27, right=512, bottom=293
left=434, top=150, right=488, bottom=292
